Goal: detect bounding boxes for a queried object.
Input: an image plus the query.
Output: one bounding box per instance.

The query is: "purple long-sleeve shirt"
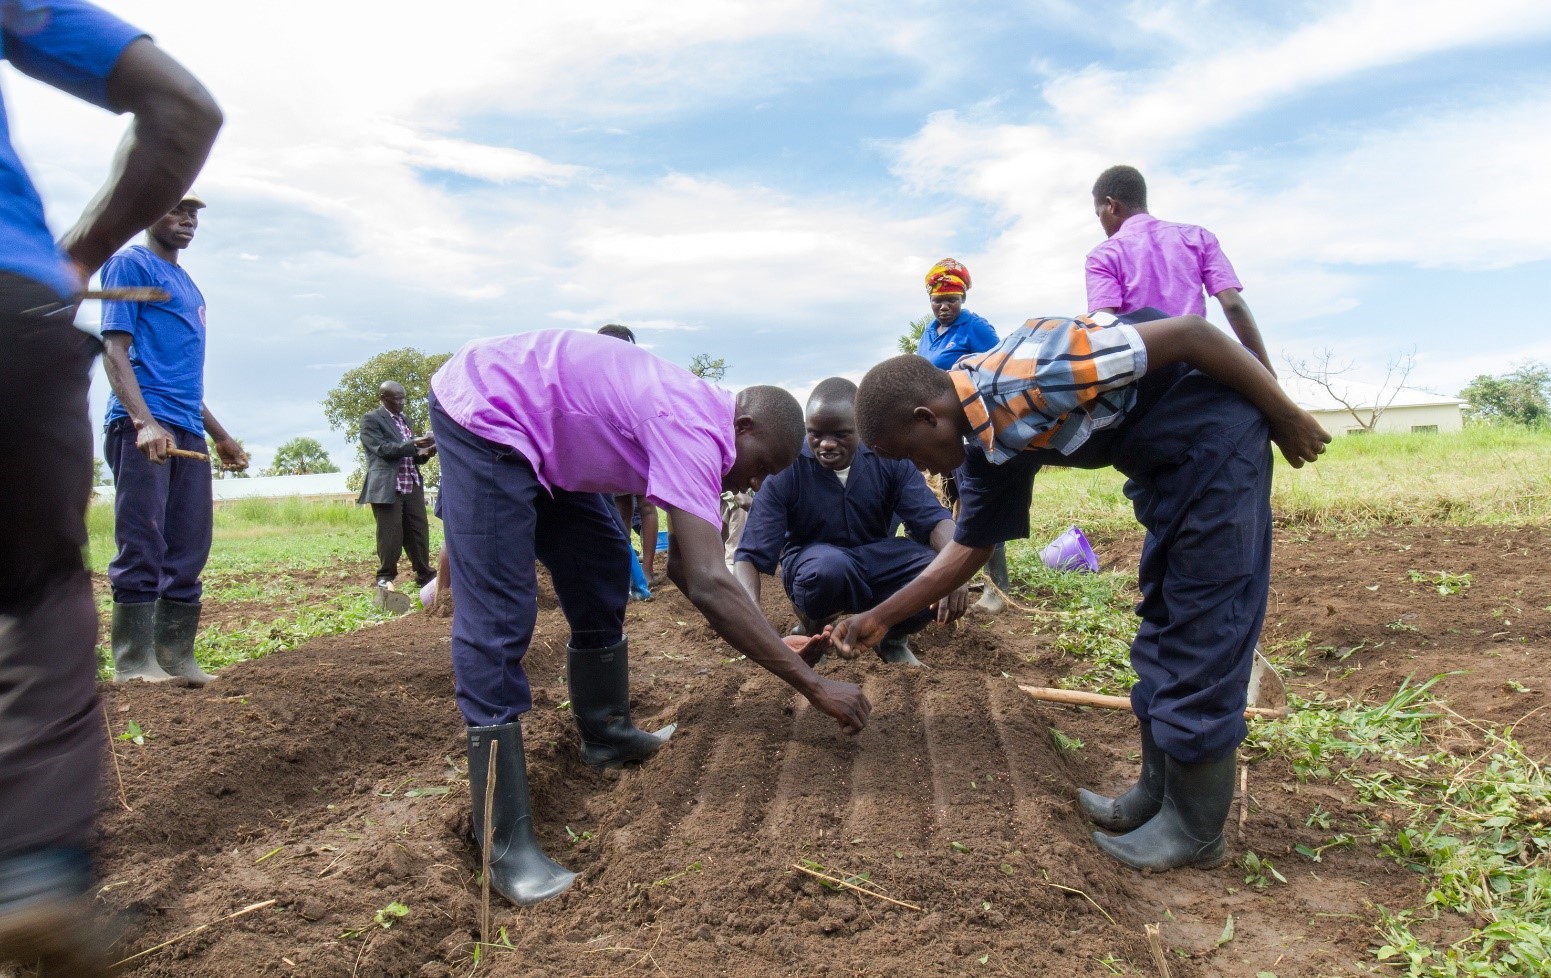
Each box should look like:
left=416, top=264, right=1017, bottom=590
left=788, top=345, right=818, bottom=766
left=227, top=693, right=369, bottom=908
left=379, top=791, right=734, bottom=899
left=431, top=330, right=736, bottom=528
left=1084, top=213, right=1243, bottom=318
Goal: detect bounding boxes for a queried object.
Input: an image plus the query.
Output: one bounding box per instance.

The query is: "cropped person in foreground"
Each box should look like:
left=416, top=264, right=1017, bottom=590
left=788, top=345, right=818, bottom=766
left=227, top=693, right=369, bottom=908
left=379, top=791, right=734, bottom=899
left=0, top=2, right=221, bottom=971
left=835, top=310, right=1329, bottom=871
left=429, top=329, right=869, bottom=906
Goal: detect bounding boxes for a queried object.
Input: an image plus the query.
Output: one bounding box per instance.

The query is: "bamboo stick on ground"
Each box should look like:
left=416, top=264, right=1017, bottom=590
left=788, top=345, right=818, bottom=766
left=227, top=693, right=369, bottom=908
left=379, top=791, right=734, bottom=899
left=1019, top=684, right=1287, bottom=720
left=1145, top=923, right=1173, bottom=978
left=481, top=738, right=498, bottom=948
left=112, top=899, right=276, bottom=966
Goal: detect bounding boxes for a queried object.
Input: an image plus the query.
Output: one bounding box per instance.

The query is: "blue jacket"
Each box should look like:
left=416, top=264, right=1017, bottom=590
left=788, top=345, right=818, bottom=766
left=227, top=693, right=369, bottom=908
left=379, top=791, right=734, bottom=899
left=916, top=309, right=999, bottom=369
left=734, top=443, right=951, bottom=574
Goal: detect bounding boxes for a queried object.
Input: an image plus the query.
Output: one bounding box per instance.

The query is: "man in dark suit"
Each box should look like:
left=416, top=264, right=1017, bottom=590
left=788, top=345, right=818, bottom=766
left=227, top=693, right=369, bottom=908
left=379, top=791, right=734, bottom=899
left=359, top=381, right=436, bottom=597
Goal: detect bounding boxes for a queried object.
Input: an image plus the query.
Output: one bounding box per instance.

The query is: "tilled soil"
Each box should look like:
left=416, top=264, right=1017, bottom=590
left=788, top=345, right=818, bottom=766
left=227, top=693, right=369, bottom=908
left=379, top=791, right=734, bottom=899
left=82, top=526, right=1551, bottom=977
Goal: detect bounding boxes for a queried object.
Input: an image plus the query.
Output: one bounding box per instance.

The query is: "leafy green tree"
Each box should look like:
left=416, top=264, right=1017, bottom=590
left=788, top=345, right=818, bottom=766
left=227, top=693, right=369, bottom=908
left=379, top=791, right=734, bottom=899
left=688, top=353, right=728, bottom=382
left=898, top=316, right=930, bottom=356
left=264, top=437, right=339, bottom=476
left=92, top=456, right=108, bottom=487
left=1460, top=363, right=1550, bottom=427
left=323, top=348, right=451, bottom=488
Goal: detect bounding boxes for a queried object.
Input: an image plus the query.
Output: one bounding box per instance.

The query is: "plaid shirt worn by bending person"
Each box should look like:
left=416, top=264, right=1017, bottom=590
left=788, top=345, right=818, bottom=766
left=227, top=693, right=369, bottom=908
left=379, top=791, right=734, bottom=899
left=949, top=314, right=1150, bottom=463
left=391, top=413, right=422, bottom=493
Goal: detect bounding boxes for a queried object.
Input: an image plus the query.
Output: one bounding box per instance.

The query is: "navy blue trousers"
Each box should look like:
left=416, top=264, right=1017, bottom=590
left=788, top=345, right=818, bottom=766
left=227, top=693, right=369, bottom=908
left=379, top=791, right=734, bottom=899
left=782, top=537, right=936, bottom=635
left=431, top=398, right=630, bottom=726
left=0, top=273, right=101, bottom=860
left=1116, top=375, right=1272, bottom=764
left=956, top=368, right=1271, bottom=764
left=104, top=418, right=213, bottom=604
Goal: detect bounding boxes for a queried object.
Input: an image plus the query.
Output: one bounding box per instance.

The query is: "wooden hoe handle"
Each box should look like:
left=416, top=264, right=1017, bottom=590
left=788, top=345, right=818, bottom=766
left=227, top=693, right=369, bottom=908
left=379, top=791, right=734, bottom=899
left=1019, top=684, right=1287, bottom=720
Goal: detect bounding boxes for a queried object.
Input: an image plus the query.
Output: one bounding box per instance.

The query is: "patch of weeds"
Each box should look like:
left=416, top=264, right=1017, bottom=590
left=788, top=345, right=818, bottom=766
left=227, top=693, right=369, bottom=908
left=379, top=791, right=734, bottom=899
left=1240, top=850, right=1286, bottom=890
left=342, top=900, right=409, bottom=939
left=564, top=825, right=594, bottom=846
left=652, top=860, right=703, bottom=887
left=1407, top=569, right=1473, bottom=596
left=1294, top=833, right=1356, bottom=863
left=1386, top=617, right=1420, bottom=633
left=1004, top=555, right=1138, bottom=695
left=117, top=720, right=147, bottom=746
left=1049, top=728, right=1084, bottom=753
left=797, top=859, right=871, bottom=891
left=1252, top=672, right=1551, bottom=975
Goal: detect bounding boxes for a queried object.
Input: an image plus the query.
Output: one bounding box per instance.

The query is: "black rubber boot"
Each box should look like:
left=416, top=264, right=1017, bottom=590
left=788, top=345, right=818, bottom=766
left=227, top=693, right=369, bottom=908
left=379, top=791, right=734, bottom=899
left=111, top=601, right=173, bottom=682
left=467, top=722, right=576, bottom=906
left=877, top=629, right=926, bottom=668
left=568, top=640, right=677, bottom=770
left=1079, top=722, right=1165, bottom=831
left=1093, top=751, right=1237, bottom=871
left=153, top=599, right=216, bottom=686
left=0, top=848, right=110, bottom=978
left=975, top=544, right=1010, bottom=613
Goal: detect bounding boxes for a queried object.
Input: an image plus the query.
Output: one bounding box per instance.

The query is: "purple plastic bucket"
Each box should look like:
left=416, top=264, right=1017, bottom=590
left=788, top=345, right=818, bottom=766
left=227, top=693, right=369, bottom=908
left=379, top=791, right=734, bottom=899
left=1040, top=525, right=1099, bottom=573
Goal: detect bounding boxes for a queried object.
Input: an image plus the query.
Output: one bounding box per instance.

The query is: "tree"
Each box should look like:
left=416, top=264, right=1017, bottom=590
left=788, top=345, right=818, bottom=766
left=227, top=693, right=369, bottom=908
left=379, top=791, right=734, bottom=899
left=1460, top=363, right=1550, bottom=427
left=1284, top=347, right=1416, bottom=433
left=264, top=437, right=339, bottom=476
left=688, top=353, right=728, bottom=382
left=92, top=456, right=108, bottom=487
left=323, top=348, right=451, bottom=488
left=897, top=316, right=929, bottom=356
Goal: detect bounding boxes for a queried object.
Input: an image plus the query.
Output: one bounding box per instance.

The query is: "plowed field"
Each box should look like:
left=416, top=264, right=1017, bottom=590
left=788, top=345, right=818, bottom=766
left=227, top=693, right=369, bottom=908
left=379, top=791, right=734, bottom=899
left=82, top=525, right=1551, bottom=977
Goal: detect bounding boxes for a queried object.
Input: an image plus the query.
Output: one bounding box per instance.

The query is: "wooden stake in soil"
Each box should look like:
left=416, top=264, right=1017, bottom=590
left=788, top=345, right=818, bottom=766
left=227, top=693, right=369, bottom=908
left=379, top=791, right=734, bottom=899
left=112, top=899, right=276, bottom=967
left=1145, top=923, right=1173, bottom=978
left=1236, top=762, right=1250, bottom=840
left=481, top=737, right=499, bottom=949
left=102, top=703, right=132, bottom=812
left=789, top=863, right=922, bottom=912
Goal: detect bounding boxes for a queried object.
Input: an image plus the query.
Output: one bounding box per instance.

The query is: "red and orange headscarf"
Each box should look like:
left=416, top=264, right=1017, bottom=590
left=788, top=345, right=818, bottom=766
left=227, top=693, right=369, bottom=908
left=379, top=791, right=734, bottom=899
left=925, top=258, right=971, bottom=297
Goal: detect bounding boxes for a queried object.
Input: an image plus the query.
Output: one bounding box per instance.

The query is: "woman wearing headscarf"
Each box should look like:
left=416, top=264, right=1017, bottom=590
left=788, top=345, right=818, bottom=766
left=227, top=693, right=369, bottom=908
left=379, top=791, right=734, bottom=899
left=915, top=258, right=1010, bottom=612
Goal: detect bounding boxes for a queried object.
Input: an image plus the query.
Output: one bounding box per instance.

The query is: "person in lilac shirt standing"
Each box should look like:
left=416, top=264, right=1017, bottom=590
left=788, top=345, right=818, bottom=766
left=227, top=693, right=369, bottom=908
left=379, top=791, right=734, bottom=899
left=1086, top=165, right=1275, bottom=375
left=429, top=329, right=870, bottom=907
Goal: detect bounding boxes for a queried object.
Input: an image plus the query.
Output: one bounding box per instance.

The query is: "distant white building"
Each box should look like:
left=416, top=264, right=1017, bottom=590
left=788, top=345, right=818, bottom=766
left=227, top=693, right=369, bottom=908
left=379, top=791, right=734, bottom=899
left=1279, top=377, right=1463, bottom=435
left=94, top=470, right=354, bottom=502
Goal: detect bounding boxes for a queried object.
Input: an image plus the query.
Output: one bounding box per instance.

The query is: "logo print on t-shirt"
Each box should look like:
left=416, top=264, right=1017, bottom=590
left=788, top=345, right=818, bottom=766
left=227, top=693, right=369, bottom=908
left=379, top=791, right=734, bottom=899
left=198, top=305, right=207, bottom=327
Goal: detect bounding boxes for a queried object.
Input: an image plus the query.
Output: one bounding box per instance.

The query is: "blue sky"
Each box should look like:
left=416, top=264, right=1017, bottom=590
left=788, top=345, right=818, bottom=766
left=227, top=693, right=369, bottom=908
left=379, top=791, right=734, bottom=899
left=7, top=0, right=1550, bottom=471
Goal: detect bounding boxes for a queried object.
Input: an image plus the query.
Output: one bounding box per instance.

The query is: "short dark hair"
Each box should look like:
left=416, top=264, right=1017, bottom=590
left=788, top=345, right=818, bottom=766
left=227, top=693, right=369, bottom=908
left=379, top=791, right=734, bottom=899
left=855, top=355, right=953, bottom=447
left=1093, top=165, right=1147, bottom=210
left=597, top=323, right=636, bottom=343
left=737, top=384, right=805, bottom=457
left=807, top=376, right=858, bottom=412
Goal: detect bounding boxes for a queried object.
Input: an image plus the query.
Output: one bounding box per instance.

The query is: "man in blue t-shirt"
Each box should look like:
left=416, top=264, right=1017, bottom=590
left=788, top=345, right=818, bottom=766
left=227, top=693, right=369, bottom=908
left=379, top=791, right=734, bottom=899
left=0, top=2, right=221, bottom=971
left=732, top=377, right=968, bottom=667
left=101, top=192, right=247, bottom=686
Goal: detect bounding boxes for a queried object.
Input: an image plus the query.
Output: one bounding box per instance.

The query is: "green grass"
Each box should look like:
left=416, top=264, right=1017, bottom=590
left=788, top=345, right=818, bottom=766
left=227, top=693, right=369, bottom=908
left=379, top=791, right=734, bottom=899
left=89, top=497, right=442, bottom=677
left=1245, top=680, right=1551, bottom=977
left=1022, top=426, right=1551, bottom=537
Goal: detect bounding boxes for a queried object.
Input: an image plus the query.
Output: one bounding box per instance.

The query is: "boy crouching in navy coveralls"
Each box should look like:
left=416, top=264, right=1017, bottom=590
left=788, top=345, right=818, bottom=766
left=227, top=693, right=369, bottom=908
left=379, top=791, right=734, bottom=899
left=430, top=330, right=869, bottom=907
left=834, top=310, right=1330, bottom=871
left=732, top=378, right=967, bottom=668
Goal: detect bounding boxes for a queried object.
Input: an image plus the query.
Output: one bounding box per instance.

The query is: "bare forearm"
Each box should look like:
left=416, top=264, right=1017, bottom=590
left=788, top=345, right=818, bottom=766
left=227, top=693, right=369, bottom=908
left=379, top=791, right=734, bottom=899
left=868, top=541, right=991, bottom=629
left=59, top=40, right=222, bottom=274
left=928, top=518, right=955, bottom=553
left=1140, top=316, right=1300, bottom=427
left=732, top=560, right=762, bottom=604
left=1217, top=291, right=1275, bottom=375
left=102, top=339, right=156, bottom=427
left=202, top=405, right=234, bottom=444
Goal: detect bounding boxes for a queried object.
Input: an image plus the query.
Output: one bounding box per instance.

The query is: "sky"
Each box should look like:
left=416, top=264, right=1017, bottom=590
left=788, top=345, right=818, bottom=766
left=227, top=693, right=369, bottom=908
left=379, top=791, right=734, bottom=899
left=7, top=0, right=1551, bottom=472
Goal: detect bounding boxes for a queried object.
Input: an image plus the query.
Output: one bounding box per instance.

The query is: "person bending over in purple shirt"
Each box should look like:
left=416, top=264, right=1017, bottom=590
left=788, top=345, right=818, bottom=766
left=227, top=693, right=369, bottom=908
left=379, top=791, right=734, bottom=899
left=429, top=330, right=870, bottom=907
left=1086, top=165, right=1275, bottom=375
